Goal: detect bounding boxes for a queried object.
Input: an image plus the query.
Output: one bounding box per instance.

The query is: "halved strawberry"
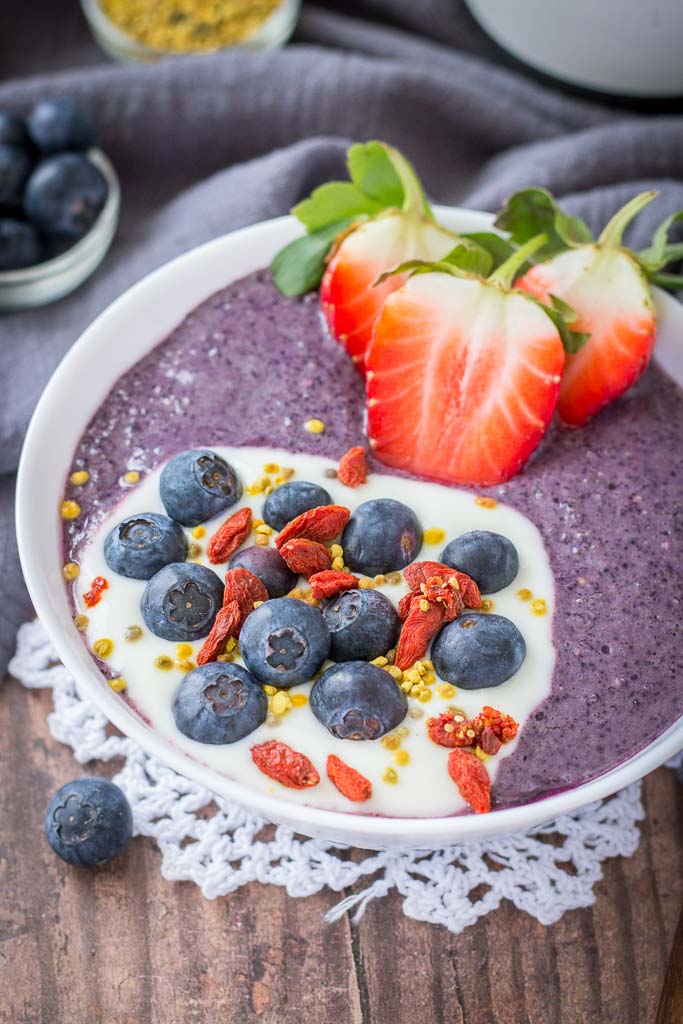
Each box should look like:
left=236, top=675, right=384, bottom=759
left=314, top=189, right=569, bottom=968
left=365, top=237, right=574, bottom=487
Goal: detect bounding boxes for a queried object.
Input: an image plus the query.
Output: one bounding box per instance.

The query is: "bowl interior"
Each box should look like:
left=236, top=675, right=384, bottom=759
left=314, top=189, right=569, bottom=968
left=16, top=208, right=683, bottom=849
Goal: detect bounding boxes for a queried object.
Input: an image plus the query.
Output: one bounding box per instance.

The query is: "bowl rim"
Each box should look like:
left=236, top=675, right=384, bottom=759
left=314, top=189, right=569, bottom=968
left=0, top=148, right=120, bottom=285
left=15, top=207, right=683, bottom=846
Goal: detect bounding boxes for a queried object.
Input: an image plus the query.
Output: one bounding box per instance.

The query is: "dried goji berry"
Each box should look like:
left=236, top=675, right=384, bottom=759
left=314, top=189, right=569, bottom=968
left=420, top=575, right=464, bottom=621
left=275, top=504, right=350, bottom=549
left=83, top=576, right=108, bottom=608
left=479, top=726, right=502, bottom=756
left=447, top=749, right=491, bottom=814
left=427, top=710, right=477, bottom=748
left=251, top=740, right=320, bottom=789
left=223, top=567, right=268, bottom=617
left=337, top=447, right=368, bottom=488
left=397, top=591, right=414, bottom=622
left=279, top=538, right=332, bottom=578
left=471, top=706, right=519, bottom=744
left=394, top=596, right=444, bottom=670
left=196, top=601, right=242, bottom=665
left=403, top=561, right=481, bottom=609
left=308, top=569, right=359, bottom=599
left=326, top=754, right=372, bottom=802
left=207, top=506, right=252, bottom=564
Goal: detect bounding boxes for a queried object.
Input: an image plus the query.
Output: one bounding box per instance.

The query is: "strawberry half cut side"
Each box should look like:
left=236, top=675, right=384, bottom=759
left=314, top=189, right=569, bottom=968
left=365, top=236, right=579, bottom=487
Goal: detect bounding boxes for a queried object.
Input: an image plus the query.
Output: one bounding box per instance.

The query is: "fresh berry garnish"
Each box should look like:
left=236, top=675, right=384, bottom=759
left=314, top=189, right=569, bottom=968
left=240, top=597, right=330, bottom=689
left=323, top=588, right=401, bottom=663
left=228, top=545, right=297, bottom=598
left=0, top=217, right=43, bottom=270
left=173, top=662, right=267, bottom=744
left=159, top=449, right=242, bottom=527
left=499, top=190, right=675, bottom=425
left=27, top=98, right=95, bottom=154
left=104, top=512, right=186, bottom=580
left=270, top=141, right=485, bottom=374
left=440, top=531, right=519, bottom=594
left=431, top=612, right=526, bottom=689
left=45, top=778, right=133, bottom=868
left=141, top=562, right=224, bottom=642
left=24, top=153, right=108, bottom=240
left=262, top=480, right=331, bottom=531
left=0, top=110, right=29, bottom=148
left=311, top=661, right=407, bottom=740
left=342, top=498, right=422, bottom=576
left=365, top=234, right=579, bottom=487
left=0, top=143, right=33, bottom=204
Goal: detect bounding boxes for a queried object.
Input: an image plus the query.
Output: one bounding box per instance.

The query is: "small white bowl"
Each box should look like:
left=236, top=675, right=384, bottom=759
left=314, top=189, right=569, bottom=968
left=15, top=209, right=683, bottom=850
left=0, top=149, right=120, bottom=312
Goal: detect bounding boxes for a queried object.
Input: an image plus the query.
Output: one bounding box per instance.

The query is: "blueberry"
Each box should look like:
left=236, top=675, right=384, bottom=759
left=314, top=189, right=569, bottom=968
left=0, top=144, right=33, bottom=204
left=440, top=531, right=519, bottom=594
left=45, top=777, right=132, bottom=868
left=262, top=480, right=331, bottom=531
left=104, top=512, right=186, bottom=580
left=310, top=662, right=407, bottom=740
left=0, top=218, right=43, bottom=270
left=228, top=545, right=297, bottom=598
left=160, top=449, right=242, bottom=527
left=27, top=98, right=95, bottom=154
left=141, top=562, right=224, bottom=642
left=173, top=662, right=267, bottom=745
left=342, top=498, right=422, bottom=576
left=240, top=597, right=330, bottom=689
left=323, top=589, right=401, bottom=662
left=0, top=111, right=29, bottom=148
left=24, top=153, right=108, bottom=240
left=431, top=612, right=526, bottom=689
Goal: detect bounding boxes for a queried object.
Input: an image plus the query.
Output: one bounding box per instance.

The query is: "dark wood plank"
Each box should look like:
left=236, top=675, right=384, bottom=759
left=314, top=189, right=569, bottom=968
left=1, top=676, right=682, bottom=1024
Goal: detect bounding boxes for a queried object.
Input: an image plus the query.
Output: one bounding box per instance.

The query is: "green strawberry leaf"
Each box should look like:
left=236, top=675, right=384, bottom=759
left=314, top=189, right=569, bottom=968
left=461, top=231, right=516, bottom=271
left=292, top=182, right=383, bottom=233
left=347, top=141, right=406, bottom=209
left=270, top=219, right=352, bottom=297
left=532, top=296, right=589, bottom=355
left=495, top=188, right=593, bottom=260
left=442, top=241, right=493, bottom=277
left=637, top=209, right=683, bottom=275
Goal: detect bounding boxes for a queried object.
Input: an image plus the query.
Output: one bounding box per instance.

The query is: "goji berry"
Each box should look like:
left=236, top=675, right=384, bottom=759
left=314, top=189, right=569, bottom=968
left=427, top=707, right=518, bottom=750
left=397, top=591, right=414, bottom=622
left=471, top=706, right=518, bottom=744
left=394, top=596, right=444, bottom=670
left=251, top=740, right=320, bottom=789
left=223, top=567, right=268, bottom=617
left=403, top=561, right=481, bottom=609
left=196, top=601, right=242, bottom=665
left=83, top=576, right=108, bottom=608
left=427, top=710, right=477, bottom=748
left=326, top=754, right=372, bottom=802
left=309, top=569, right=359, bottom=599
left=479, top=726, right=502, bottom=756
left=279, top=538, right=332, bottom=578
left=448, top=749, right=491, bottom=814
left=275, top=504, right=350, bottom=549
left=207, top=506, right=252, bottom=564
left=420, top=575, right=464, bottom=621
left=337, top=447, right=368, bottom=488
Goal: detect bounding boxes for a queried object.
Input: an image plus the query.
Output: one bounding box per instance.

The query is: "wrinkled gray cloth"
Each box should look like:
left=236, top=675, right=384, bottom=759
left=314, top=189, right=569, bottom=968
left=1, top=1, right=682, bottom=673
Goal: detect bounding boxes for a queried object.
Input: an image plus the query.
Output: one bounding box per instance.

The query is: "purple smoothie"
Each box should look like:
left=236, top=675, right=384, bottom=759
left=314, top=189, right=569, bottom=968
left=62, top=269, right=683, bottom=809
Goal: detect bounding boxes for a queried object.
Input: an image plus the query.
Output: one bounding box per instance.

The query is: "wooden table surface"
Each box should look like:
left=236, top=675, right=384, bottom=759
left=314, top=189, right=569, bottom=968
left=1, top=676, right=682, bottom=1024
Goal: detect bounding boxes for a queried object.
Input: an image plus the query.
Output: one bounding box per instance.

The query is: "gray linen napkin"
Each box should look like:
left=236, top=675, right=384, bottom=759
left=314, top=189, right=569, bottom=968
left=1, top=1, right=682, bottom=674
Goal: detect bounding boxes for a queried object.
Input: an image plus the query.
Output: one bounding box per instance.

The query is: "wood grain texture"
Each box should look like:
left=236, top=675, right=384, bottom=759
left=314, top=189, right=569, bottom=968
left=1, top=676, right=682, bottom=1024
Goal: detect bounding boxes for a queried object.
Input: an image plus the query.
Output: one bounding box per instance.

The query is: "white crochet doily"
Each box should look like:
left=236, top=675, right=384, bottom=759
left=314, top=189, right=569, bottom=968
left=11, top=618, right=682, bottom=933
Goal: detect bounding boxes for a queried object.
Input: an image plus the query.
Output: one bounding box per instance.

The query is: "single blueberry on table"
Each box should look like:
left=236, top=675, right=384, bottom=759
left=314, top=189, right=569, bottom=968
left=342, top=498, right=422, bottom=576
left=160, top=449, right=242, bottom=527
left=323, top=588, right=401, bottom=663
left=45, top=777, right=133, bottom=868
left=310, top=661, right=408, bottom=740
left=440, top=531, right=519, bottom=594
left=24, top=153, right=108, bottom=240
left=0, top=111, right=29, bottom=148
left=27, top=98, right=95, bottom=154
left=228, top=545, right=297, bottom=598
left=0, top=143, right=33, bottom=204
left=141, top=562, right=224, bottom=642
left=240, top=597, right=330, bottom=689
left=104, top=512, right=187, bottom=580
left=0, top=218, right=43, bottom=270
left=431, top=612, right=526, bottom=689
left=262, top=480, right=332, bottom=531
left=173, top=662, right=267, bottom=745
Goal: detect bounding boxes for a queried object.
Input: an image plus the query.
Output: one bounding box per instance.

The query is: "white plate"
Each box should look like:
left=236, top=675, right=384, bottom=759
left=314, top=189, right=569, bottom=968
left=16, top=208, right=683, bottom=850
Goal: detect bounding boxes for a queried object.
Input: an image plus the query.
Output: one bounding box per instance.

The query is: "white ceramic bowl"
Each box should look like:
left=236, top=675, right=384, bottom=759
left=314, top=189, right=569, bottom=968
left=16, top=208, right=683, bottom=850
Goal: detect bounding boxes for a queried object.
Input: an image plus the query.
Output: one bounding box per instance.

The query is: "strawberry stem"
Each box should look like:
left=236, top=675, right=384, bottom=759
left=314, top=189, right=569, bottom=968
left=386, top=144, right=433, bottom=221
left=488, top=233, right=548, bottom=290
left=598, top=191, right=658, bottom=248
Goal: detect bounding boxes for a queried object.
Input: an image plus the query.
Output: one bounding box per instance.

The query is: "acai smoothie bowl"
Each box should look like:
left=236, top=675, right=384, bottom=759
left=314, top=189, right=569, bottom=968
left=17, top=143, right=683, bottom=848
